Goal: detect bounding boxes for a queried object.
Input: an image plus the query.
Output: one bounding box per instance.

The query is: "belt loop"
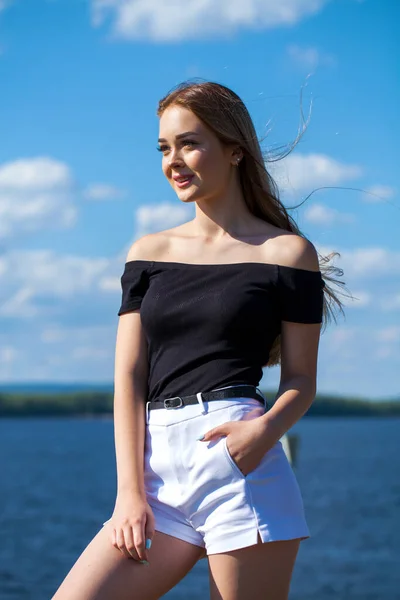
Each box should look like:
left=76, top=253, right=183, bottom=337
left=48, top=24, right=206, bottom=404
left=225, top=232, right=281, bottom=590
left=145, top=400, right=150, bottom=423
left=196, top=392, right=207, bottom=415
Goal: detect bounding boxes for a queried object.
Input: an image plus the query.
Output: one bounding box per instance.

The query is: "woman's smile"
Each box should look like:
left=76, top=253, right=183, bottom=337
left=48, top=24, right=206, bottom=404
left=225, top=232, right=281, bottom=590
left=174, top=175, right=194, bottom=188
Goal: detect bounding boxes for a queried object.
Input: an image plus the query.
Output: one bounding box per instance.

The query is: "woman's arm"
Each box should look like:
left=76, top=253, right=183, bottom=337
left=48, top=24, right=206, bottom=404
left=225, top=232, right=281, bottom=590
left=104, top=237, right=160, bottom=562
left=113, top=318, right=148, bottom=498
left=259, top=236, right=322, bottom=445
left=113, top=237, right=156, bottom=498
left=107, top=310, right=153, bottom=563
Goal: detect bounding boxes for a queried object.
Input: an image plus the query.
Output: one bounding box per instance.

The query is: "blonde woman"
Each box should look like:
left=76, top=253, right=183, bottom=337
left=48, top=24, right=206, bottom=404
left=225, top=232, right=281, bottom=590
left=53, top=81, right=343, bottom=600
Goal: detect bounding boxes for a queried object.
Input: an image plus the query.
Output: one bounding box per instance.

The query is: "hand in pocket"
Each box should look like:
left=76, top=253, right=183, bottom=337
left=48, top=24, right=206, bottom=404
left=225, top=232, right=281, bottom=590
left=199, top=416, right=273, bottom=477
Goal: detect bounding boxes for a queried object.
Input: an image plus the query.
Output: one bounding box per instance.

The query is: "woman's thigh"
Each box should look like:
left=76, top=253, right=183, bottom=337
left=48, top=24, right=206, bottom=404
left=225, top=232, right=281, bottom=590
left=207, top=534, right=301, bottom=600
left=51, top=526, right=204, bottom=600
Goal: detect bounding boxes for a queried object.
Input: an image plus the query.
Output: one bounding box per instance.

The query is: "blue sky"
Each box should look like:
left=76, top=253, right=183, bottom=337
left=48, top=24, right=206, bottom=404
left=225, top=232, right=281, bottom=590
left=0, top=0, right=398, bottom=399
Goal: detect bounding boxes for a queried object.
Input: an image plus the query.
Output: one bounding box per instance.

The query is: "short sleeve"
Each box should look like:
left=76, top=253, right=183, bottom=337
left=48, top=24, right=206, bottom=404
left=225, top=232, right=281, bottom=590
left=277, top=264, right=325, bottom=324
left=117, top=262, right=151, bottom=316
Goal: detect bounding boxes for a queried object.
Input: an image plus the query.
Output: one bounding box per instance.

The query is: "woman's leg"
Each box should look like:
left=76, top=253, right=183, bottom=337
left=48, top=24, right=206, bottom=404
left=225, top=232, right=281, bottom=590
left=52, top=526, right=204, bottom=600
left=207, top=533, right=301, bottom=600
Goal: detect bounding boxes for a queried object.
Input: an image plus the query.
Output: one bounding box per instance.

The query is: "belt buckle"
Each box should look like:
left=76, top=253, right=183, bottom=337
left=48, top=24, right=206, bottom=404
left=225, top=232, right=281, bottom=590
left=164, top=396, right=183, bottom=409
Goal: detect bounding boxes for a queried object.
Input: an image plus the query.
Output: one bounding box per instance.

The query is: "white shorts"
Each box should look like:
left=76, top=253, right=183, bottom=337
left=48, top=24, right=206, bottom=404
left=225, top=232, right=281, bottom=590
left=103, top=385, right=310, bottom=555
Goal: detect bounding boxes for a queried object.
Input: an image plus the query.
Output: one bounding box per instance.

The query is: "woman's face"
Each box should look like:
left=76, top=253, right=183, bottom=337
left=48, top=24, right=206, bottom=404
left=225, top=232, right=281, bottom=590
left=158, top=105, right=235, bottom=203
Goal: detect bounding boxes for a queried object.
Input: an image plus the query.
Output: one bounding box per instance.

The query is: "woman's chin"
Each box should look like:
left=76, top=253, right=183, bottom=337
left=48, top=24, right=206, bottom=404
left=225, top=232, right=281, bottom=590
left=178, top=196, right=197, bottom=203
left=176, top=188, right=199, bottom=202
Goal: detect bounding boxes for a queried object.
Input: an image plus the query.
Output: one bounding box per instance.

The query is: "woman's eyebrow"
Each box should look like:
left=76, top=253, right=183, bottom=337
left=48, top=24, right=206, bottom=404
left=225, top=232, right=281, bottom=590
left=158, top=131, right=200, bottom=142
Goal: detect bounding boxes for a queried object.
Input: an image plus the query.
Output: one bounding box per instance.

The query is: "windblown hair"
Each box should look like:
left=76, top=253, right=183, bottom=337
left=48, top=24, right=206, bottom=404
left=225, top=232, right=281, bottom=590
left=157, top=80, right=349, bottom=367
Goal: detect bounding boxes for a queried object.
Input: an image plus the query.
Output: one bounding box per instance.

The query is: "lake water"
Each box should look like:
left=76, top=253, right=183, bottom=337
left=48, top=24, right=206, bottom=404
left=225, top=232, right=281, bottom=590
left=1, top=416, right=399, bottom=599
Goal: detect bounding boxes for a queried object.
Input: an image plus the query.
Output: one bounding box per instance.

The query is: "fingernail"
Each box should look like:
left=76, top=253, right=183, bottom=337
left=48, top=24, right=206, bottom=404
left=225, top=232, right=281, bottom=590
left=140, top=560, right=149, bottom=566
left=196, top=434, right=204, bottom=441
left=146, top=539, right=152, bottom=549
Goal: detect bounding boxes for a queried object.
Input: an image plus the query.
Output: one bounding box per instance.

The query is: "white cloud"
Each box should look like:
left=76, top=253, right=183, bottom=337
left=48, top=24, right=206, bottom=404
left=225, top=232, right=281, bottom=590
left=0, top=157, right=126, bottom=238
left=304, top=324, right=400, bottom=397
left=0, top=250, right=111, bottom=318
left=344, top=248, right=400, bottom=278
left=83, top=183, right=126, bottom=200
left=0, top=199, right=192, bottom=319
left=0, top=157, right=72, bottom=191
left=91, top=0, right=329, bottom=42
left=0, top=287, right=39, bottom=318
left=304, top=203, right=355, bottom=225
left=364, top=185, right=396, bottom=203
left=100, top=274, right=122, bottom=292
left=287, top=44, right=336, bottom=70
left=270, top=152, right=362, bottom=196
left=0, top=323, right=116, bottom=382
left=317, top=245, right=400, bottom=279
left=0, top=157, right=77, bottom=240
left=135, top=202, right=193, bottom=237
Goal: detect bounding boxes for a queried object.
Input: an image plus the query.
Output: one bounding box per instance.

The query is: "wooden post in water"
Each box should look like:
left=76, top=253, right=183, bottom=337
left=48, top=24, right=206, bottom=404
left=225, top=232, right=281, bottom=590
left=281, top=434, right=299, bottom=468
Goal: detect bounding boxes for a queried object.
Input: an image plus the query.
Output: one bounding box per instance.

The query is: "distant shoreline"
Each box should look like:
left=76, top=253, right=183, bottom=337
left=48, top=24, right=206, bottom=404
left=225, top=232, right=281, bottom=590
left=0, top=391, right=399, bottom=417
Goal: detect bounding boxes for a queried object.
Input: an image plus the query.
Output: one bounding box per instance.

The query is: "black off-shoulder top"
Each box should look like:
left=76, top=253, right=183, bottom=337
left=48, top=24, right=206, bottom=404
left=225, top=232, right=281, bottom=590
left=117, top=260, right=325, bottom=404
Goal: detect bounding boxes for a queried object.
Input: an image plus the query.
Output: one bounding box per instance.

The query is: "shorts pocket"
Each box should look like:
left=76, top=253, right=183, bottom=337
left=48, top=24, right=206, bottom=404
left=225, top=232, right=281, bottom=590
left=218, top=400, right=266, bottom=479
left=221, top=436, right=247, bottom=479
left=221, top=434, right=280, bottom=480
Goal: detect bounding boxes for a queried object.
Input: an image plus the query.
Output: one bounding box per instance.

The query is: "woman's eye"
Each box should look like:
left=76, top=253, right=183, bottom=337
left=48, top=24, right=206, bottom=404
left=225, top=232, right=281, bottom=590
left=156, top=140, right=197, bottom=153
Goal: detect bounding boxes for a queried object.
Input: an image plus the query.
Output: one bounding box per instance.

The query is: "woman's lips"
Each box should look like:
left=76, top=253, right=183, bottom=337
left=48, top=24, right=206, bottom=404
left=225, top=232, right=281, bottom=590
left=174, top=176, right=194, bottom=188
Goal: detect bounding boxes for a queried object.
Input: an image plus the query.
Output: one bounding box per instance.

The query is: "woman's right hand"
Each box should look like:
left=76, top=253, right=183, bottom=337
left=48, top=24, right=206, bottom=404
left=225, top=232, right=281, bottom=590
left=103, top=493, right=155, bottom=564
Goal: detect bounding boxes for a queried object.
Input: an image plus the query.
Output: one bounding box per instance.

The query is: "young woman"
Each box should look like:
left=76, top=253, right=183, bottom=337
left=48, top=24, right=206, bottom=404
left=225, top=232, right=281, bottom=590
left=53, top=81, right=342, bottom=600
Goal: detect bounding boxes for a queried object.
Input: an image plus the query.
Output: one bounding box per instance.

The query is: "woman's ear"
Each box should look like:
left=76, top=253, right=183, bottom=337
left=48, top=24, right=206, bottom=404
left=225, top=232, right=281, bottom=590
left=230, top=147, right=243, bottom=166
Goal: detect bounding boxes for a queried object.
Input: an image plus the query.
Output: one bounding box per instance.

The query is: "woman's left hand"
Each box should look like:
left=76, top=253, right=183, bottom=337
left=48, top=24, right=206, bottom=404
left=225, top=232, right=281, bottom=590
left=198, top=417, right=276, bottom=476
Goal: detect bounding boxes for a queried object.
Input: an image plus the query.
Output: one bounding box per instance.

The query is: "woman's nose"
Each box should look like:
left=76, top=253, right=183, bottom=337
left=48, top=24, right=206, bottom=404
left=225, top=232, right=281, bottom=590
left=168, top=148, right=184, bottom=168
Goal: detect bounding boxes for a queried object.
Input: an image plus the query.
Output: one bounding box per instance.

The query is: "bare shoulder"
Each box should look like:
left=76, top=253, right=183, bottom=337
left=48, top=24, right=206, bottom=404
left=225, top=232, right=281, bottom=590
left=125, top=223, right=191, bottom=262
left=125, top=232, right=169, bottom=263
left=267, top=231, right=320, bottom=272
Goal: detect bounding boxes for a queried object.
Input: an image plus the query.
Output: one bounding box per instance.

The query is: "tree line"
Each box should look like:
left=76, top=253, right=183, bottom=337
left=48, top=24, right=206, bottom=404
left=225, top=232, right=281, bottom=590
left=0, top=391, right=399, bottom=417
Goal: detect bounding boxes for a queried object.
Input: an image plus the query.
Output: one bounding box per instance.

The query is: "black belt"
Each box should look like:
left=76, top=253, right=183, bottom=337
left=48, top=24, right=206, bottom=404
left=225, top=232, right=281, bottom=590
left=148, top=385, right=266, bottom=411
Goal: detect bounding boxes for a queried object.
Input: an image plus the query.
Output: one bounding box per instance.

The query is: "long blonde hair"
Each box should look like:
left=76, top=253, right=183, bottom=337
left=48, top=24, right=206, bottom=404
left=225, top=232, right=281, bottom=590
left=157, top=80, right=349, bottom=367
